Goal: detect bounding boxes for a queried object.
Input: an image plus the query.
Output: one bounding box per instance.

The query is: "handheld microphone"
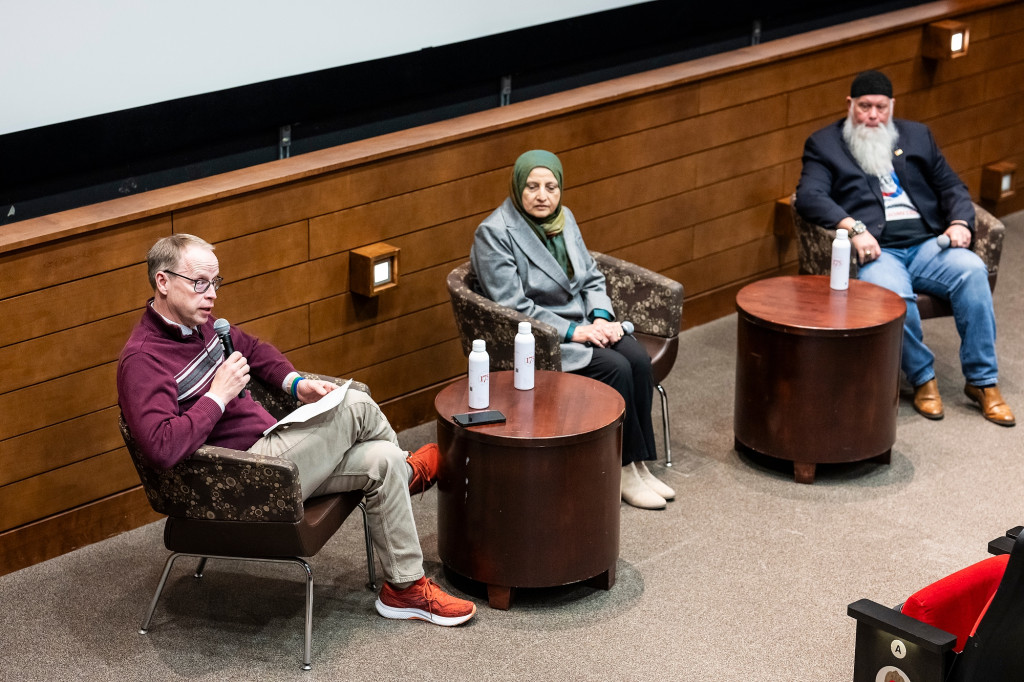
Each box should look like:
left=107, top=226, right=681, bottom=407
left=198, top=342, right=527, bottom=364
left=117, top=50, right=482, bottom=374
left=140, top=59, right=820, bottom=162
left=937, top=234, right=951, bottom=249
left=621, top=321, right=635, bottom=335
left=213, top=318, right=246, bottom=398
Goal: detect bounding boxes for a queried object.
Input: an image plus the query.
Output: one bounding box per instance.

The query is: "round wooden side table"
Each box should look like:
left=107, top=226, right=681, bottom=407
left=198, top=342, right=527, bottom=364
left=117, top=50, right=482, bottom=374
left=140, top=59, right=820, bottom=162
left=435, top=370, right=624, bottom=609
left=734, top=275, right=906, bottom=484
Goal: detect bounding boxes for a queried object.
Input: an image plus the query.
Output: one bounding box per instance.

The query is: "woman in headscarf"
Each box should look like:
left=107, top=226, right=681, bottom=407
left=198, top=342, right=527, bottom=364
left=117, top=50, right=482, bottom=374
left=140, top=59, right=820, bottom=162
left=470, top=149, right=674, bottom=510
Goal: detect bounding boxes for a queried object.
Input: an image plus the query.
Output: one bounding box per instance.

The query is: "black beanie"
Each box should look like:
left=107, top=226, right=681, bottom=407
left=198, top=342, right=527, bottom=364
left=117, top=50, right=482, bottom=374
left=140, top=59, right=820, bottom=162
left=850, top=70, right=893, bottom=98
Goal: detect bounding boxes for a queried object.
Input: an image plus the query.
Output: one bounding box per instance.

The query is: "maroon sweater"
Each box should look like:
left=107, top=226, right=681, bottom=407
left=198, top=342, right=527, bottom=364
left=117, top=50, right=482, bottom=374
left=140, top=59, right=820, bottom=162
left=117, top=303, right=294, bottom=469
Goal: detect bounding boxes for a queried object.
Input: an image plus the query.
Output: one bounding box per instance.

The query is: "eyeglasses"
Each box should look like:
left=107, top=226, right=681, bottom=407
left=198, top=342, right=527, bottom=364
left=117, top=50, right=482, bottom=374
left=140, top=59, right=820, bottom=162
left=163, top=270, right=224, bottom=293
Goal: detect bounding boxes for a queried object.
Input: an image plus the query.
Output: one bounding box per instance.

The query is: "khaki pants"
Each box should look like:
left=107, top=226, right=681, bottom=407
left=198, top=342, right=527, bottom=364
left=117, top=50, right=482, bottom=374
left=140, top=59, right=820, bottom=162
left=249, top=390, right=423, bottom=583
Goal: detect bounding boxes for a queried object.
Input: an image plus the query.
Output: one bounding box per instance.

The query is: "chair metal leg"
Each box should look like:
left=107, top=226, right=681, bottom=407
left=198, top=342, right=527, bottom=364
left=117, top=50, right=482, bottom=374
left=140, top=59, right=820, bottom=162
left=358, top=502, right=377, bottom=590
left=299, top=559, right=314, bottom=671
left=140, top=552, right=183, bottom=634
left=139, top=552, right=318, bottom=670
left=656, top=383, right=672, bottom=466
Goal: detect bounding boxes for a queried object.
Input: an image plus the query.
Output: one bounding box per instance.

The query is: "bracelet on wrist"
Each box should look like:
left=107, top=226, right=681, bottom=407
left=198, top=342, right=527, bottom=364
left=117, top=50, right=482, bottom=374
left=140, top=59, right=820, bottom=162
left=290, top=376, right=302, bottom=398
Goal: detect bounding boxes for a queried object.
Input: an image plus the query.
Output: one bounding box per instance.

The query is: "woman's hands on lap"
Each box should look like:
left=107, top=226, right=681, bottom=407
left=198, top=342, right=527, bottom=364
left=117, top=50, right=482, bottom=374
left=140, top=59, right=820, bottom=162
left=571, top=319, right=624, bottom=348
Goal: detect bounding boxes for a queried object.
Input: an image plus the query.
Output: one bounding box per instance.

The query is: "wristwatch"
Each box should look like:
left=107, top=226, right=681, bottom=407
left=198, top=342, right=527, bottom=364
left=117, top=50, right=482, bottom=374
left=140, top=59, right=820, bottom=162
left=847, top=220, right=867, bottom=237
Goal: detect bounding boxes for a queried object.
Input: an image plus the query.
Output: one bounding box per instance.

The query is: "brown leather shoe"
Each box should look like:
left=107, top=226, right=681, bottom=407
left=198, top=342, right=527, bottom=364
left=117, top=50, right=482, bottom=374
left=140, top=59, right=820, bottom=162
left=964, top=384, right=1016, bottom=427
left=912, top=378, right=944, bottom=420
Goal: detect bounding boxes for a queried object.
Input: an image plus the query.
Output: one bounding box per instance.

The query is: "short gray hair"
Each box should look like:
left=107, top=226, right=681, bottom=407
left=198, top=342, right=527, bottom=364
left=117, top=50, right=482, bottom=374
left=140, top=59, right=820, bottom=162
left=147, top=234, right=214, bottom=289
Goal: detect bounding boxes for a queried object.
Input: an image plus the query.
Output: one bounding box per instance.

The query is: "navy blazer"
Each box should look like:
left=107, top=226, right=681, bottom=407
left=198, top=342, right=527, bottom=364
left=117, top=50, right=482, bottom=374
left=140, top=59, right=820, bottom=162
left=795, top=118, right=974, bottom=239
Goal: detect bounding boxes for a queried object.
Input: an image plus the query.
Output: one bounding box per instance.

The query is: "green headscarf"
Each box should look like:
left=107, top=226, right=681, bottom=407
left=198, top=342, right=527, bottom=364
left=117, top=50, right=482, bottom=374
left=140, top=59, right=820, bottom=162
left=509, top=150, right=573, bottom=278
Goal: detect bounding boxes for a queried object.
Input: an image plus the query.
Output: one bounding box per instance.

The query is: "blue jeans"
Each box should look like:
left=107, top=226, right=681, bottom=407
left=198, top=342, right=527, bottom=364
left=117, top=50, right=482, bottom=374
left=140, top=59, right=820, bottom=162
left=858, top=236, right=998, bottom=388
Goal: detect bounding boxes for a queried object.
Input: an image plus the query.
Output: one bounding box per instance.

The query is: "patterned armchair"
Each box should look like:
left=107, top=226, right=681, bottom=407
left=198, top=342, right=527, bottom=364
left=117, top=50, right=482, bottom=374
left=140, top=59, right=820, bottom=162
left=447, top=251, right=684, bottom=465
left=120, top=372, right=375, bottom=670
left=791, top=195, right=1005, bottom=319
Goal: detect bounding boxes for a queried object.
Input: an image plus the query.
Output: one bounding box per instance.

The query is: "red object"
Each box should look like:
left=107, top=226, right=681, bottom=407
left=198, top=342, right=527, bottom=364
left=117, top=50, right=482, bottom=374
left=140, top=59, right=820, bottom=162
left=901, top=554, right=1010, bottom=653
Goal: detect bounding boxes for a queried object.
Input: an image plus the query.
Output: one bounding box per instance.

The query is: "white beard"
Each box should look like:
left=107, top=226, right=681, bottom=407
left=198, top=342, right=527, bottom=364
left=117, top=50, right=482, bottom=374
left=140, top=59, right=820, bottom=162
left=842, top=111, right=899, bottom=177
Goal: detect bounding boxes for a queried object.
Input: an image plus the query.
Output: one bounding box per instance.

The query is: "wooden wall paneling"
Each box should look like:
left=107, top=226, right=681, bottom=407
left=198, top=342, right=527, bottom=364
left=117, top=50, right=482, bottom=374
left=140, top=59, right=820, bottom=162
left=988, top=1, right=1024, bottom=35
left=928, top=90, right=1024, bottom=147
left=681, top=266, right=796, bottom=330
left=900, top=72, right=991, bottom=123
left=379, top=379, right=458, bottom=434
left=690, top=129, right=793, bottom=188
left=692, top=204, right=779, bottom=260
left=0, top=263, right=150, bottom=348
left=685, top=167, right=790, bottom=230
left=583, top=164, right=786, bottom=262
left=0, top=218, right=170, bottom=299
left=211, top=252, right=348, bottom=325
left=667, top=236, right=784, bottom=297
left=560, top=95, right=789, bottom=189
left=0, top=364, right=117, bottom=441
left=172, top=175, right=341, bottom=243
left=309, top=260, right=460, bottom=343
left=610, top=227, right=695, bottom=275
left=0, top=448, right=139, bottom=533
left=0, top=488, right=161, bottom=578
left=782, top=159, right=805, bottom=197
left=982, top=61, right=1024, bottom=104
left=698, top=30, right=921, bottom=114
left=570, top=155, right=699, bottom=224
left=309, top=170, right=507, bottom=259
left=942, top=138, right=984, bottom=178
left=389, top=214, right=481, bottom=273
left=237, top=306, right=311, bottom=354
left=0, top=406, right=122, bottom=486
left=300, top=304, right=457, bottom=380
left=347, top=339, right=467, bottom=404
left=961, top=167, right=985, bottom=198
left=0, top=311, right=138, bottom=393
left=980, top=121, right=1024, bottom=169
left=210, top=221, right=310, bottom=281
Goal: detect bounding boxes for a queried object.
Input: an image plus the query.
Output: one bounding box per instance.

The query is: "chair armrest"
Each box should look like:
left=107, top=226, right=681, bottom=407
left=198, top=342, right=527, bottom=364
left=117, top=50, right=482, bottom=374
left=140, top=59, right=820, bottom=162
left=250, top=372, right=370, bottom=420
left=447, top=264, right=561, bottom=371
left=791, top=197, right=859, bottom=279
left=848, top=599, right=957, bottom=653
left=591, top=251, right=683, bottom=338
left=793, top=198, right=1004, bottom=284
left=140, top=444, right=305, bottom=523
left=989, top=526, right=1023, bottom=555
left=971, top=202, right=1004, bottom=280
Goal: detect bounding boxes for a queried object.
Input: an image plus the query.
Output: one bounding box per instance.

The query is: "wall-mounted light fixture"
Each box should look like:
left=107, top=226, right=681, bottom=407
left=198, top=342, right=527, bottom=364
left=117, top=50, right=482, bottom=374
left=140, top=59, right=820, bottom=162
left=980, top=162, right=1017, bottom=203
left=923, top=20, right=969, bottom=60
left=349, top=242, right=400, bottom=297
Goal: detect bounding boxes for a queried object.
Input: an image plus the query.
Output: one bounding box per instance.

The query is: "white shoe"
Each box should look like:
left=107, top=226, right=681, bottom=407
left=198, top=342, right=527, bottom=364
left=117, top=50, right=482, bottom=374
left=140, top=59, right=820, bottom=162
left=621, top=463, right=666, bottom=510
left=636, top=461, right=675, bottom=501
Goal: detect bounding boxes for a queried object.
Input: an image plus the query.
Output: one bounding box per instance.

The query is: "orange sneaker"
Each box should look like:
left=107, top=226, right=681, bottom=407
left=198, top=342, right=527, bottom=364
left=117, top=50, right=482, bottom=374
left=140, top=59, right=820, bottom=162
left=407, top=443, right=440, bottom=494
left=375, top=577, right=476, bottom=626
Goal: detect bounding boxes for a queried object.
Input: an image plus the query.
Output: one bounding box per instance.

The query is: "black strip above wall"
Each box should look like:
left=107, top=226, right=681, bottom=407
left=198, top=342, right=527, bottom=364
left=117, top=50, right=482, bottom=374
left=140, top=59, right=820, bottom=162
left=0, top=0, right=927, bottom=225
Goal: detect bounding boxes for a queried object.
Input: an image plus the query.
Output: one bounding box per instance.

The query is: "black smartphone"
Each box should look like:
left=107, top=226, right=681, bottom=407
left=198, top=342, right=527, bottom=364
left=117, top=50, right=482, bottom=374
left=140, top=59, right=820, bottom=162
left=452, top=410, right=506, bottom=427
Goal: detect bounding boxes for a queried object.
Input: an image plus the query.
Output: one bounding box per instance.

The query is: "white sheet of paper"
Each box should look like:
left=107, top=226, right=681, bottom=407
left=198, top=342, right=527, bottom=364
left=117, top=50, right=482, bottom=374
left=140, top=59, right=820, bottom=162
left=262, top=379, right=352, bottom=436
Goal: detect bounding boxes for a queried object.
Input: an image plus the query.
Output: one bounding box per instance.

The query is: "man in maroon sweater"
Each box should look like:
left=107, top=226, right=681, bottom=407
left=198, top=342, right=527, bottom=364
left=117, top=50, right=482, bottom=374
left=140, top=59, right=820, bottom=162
left=118, top=234, right=475, bottom=626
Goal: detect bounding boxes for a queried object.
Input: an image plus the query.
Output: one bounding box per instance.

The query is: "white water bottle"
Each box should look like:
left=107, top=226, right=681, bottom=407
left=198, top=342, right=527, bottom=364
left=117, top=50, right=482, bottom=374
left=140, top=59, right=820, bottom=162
left=468, top=339, right=490, bottom=408
left=830, top=228, right=851, bottom=291
left=514, top=321, right=535, bottom=390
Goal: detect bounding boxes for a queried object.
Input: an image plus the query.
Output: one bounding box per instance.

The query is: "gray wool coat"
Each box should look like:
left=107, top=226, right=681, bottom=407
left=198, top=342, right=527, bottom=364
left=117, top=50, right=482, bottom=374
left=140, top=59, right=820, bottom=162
left=470, top=198, right=614, bottom=372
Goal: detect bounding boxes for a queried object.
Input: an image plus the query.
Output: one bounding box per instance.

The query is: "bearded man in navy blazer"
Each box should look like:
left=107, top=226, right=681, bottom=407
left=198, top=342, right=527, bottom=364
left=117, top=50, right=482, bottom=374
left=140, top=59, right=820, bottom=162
left=796, top=70, right=1014, bottom=426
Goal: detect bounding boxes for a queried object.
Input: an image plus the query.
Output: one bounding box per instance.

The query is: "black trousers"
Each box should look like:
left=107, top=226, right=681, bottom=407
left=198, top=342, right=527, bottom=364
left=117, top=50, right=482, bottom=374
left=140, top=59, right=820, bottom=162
left=570, top=334, right=657, bottom=466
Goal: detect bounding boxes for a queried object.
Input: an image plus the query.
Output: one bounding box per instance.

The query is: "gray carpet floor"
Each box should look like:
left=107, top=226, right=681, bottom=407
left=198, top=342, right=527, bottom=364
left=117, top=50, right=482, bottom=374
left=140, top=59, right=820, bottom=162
left=2, top=212, right=1022, bottom=682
